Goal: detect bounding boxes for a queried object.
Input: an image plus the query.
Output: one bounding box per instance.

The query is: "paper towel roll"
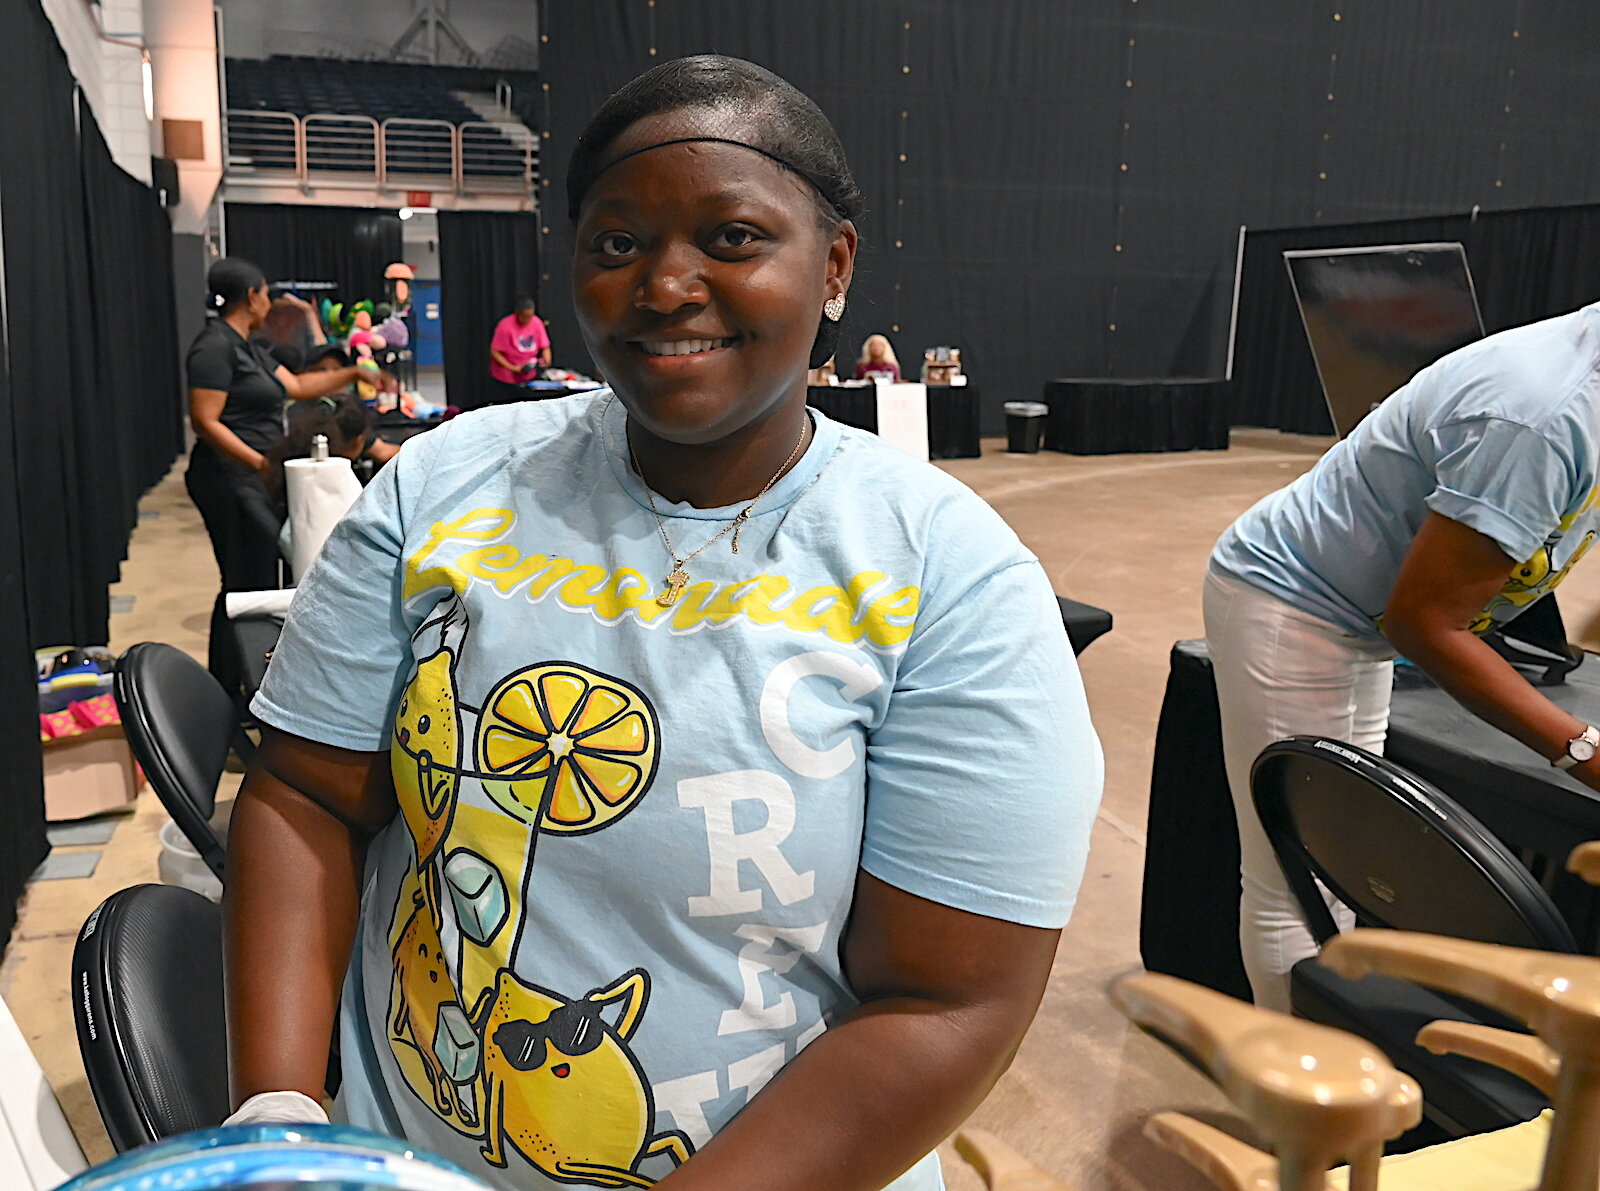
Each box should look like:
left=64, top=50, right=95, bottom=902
left=285, top=457, right=363, bottom=581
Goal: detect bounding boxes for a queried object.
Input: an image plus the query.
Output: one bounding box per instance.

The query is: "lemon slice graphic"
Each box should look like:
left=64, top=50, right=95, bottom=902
left=476, top=663, right=660, bottom=835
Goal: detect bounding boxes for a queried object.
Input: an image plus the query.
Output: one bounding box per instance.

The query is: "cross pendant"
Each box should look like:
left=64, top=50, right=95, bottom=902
left=658, top=568, right=690, bottom=607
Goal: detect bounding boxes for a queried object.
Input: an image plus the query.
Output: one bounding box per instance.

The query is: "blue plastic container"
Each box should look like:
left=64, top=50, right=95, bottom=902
left=56, top=1123, right=492, bottom=1191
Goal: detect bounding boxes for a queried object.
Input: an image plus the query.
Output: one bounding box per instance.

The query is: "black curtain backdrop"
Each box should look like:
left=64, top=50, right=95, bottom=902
left=0, top=1, right=184, bottom=946
left=224, top=203, right=403, bottom=308
left=537, top=2, right=1600, bottom=436
left=1232, top=203, right=1600, bottom=434
left=438, top=210, right=541, bottom=411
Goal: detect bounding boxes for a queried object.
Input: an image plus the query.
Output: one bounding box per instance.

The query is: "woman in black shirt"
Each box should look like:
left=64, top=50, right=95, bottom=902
left=185, top=257, right=371, bottom=696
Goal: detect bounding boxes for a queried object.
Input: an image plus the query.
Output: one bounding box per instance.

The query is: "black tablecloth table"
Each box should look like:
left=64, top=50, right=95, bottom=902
left=1387, top=667, right=1600, bottom=861
left=1043, top=378, right=1230, bottom=455
left=375, top=412, right=445, bottom=446
left=233, top=616, right=282, bottom=705
left=1141, top=639, right=1600, bottom=996
left=487, top=382, right=606, bottom=406
left=806, top=385, right=981, bottom=459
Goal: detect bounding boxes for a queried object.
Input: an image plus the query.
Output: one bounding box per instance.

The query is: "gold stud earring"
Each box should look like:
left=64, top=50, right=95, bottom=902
left=823, top=293, right=846, bottom=322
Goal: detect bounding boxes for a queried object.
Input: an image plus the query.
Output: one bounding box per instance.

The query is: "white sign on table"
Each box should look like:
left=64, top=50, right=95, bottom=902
left=873, top=380, right=929, bottom=461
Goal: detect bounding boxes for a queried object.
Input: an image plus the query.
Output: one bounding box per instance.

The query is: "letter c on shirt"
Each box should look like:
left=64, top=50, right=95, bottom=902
left=759, top=651, right=883, bottom=780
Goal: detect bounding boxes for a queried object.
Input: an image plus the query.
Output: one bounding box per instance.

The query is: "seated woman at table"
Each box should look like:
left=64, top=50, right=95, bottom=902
left=488, top=295, right=552, bottom=397
left=223, top=53, right=1101, bottom=1191
left=1207, top=301, right=1600, bottom=1011
left=853, top=333, right=901, bottom=381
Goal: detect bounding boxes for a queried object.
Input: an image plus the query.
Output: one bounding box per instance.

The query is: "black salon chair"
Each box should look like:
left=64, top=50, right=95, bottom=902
left=1253, top=736, right=1573, bottom=1143
left=114, top=643, right=251, bottom=883
left=1056, top=596, right=1113, bottom=656
left=72, top=884, right=230, bottom=1150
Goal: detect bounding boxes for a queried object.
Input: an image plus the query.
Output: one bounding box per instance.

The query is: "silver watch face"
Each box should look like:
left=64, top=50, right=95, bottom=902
left=1572, top=737, right=1598, bottom=764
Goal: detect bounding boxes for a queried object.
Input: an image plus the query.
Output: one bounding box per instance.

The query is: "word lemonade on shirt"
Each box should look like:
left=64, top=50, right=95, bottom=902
left=382, top=506, right=916, bottom=1185
left=403, top=508, right=921, bottom=648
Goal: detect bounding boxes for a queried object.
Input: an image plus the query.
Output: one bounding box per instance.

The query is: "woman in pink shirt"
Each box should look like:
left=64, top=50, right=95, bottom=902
left=488, top=295, right=552, bottom=393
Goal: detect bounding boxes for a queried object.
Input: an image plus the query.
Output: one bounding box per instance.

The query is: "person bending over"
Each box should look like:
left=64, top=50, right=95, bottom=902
left=1208, top=301, right=1600, bottom=1011
left=224, top=54, right=1102, bottom=1191
left=489, top=296, right=553, bottom=398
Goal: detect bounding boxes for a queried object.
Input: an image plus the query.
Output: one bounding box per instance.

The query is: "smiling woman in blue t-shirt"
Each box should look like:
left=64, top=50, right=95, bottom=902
left=222, top=56, right=1102, bottom=1191
left=1208, top=302, right=1600, bottom=1011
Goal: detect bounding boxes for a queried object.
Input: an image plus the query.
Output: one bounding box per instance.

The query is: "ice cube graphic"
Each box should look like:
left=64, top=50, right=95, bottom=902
left=433, top=1001, right=481, bottom=1083
left=444, top=848, right=509, bottom=945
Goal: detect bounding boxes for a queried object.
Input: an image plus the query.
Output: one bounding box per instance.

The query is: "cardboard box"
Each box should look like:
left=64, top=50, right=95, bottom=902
left=40, top=724, right=142, bottom=822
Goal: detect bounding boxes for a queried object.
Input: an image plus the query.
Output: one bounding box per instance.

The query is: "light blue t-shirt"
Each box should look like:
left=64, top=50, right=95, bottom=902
left=252, top=392, right=1102, bottom=1191
left=1212, top=302, right=1600, bottom=640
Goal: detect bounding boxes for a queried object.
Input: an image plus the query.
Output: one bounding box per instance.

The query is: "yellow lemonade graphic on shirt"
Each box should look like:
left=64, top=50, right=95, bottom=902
left=468, top=967, right=691, bottom=1180
left=392, top=647, right=462, bottom=869
left=476, top=663, right=660, bottom=834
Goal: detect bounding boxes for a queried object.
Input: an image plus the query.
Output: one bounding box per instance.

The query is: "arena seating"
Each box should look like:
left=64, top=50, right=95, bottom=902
left=225, top=57, right=536, bottom=180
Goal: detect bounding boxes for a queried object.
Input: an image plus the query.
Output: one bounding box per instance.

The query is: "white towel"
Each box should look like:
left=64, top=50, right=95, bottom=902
left=223, top=589, right=295, bottom=620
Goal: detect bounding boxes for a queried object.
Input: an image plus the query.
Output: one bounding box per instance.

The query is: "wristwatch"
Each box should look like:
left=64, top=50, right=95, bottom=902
left=1554, top=725, right=1600, bottom=770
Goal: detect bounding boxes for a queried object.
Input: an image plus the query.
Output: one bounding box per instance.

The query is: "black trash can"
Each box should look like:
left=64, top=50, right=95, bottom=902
left=1004, top=401, right=1048, bottom=453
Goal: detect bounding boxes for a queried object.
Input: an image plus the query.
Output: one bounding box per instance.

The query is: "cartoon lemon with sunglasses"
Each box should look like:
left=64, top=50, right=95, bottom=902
left=468, top=967, right=692, bottom=1183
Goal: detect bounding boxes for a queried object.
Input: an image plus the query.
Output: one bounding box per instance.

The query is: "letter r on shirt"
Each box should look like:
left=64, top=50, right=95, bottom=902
left=678, top=770, right=816, bottom=916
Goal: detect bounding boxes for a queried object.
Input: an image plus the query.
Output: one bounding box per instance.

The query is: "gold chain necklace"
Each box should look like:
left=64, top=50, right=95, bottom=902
left=629, top=414, right=810, bottom=607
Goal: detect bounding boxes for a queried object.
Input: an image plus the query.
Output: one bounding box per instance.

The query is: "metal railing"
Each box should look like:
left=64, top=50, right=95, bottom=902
left=225, top=109, right=536, bottom=197
left=305, top=114, right=379, bottom=177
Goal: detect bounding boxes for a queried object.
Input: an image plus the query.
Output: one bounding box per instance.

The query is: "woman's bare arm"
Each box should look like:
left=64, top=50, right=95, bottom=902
left=655, top=872, right=1060, bottom=1191
left=1385, top=511, right=1600, bottom=787
left=190, top=387, right=265, bottom=472
left=276, top=365, right=366, bottom=401
left=224, top=726, right=397, bottom=1106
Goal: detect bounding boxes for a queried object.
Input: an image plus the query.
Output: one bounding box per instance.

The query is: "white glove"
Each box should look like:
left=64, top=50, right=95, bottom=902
left=223, top=1090, right=331, bottom=1127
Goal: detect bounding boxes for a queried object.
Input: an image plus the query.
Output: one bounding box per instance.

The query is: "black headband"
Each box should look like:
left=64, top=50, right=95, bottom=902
left=569, top=136, right=849, bottom=221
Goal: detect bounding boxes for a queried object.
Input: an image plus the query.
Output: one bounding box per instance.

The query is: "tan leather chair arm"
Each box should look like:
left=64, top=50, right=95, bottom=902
left=1320, top=931, right=1600, bottom=1065
left=1143, top=1112, right=1284, bottom=1191
left=1566, top=841, right=1600, bottom=887
left=952, top=1129, right=1072, bottom=1190
left=1112, top=972, right=1418, bottom=1190
left=1416, top=1020, right=1560, bottom=1097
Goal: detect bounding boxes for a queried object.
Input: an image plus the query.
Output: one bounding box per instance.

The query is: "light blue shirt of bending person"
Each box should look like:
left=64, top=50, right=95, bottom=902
left=250, top=391, right=1103, bottom=1191
left=1212, top=300, right=1600, bottom=641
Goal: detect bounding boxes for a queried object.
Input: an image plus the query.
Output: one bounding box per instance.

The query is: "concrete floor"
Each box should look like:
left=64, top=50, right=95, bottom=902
left=0, top=426, right=1332, bottom=1186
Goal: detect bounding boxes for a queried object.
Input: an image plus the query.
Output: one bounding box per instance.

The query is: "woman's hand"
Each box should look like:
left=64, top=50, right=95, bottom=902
left=1385, top=511, right=1597, bottom=787
left=654, top=873, right=1059, bottom=1191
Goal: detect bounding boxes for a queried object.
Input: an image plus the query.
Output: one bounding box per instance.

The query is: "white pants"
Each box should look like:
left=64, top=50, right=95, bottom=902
left=1202, top=568, right=1395, bottom=1011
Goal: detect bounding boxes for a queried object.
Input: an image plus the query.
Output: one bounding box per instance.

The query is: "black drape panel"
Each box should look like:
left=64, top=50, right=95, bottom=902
left=0, top=1, right=183, bottom=947
left=541, top=2, right=1600, bottom=436
left=224, top=203, right=402, bottom=308
left=1231, top=203, right=1600, bottom=434
left=437, top=211, right=540, bottom=411
left=1, top=13, right=182, bottom=653
left=0, top=239, right=47, bottom=954
left=79, top=114, right=185, bottom=609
